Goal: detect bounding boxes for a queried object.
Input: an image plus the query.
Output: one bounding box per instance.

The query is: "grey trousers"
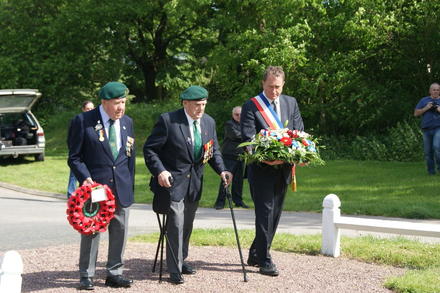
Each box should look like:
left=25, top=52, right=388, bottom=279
left=79, top=205, right=129, bottom=278
left=166, top=199, right=199, bottom=274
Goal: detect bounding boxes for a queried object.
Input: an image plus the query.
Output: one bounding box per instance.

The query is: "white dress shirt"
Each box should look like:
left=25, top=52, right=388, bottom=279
left=99, top=105, right=121, bottom=151
left=184, top=109, right=201, bottom=145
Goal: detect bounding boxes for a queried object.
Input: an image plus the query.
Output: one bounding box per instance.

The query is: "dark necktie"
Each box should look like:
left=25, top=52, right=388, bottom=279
left=272, top=101, right=278, bottom=114
left=193, top=120, right=202, bottom=160
left=108, top=119, right=119, bottom=159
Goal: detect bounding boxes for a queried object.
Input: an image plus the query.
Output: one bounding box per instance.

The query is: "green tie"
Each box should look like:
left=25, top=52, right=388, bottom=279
left=193, top=120, right=202, bottom=160
left=108, top=119, right=119, bottom=160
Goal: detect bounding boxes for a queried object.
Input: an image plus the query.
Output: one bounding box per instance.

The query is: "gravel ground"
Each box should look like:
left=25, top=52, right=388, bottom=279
left=13, top=242, right=405, bottom=293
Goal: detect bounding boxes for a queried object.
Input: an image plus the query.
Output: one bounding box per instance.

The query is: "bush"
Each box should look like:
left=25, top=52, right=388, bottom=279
left=321, top=120, right=423, bottom=162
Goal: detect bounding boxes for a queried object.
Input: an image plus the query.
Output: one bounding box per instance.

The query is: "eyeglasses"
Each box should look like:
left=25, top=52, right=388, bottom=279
left=233, top=113, right=240, bottom=116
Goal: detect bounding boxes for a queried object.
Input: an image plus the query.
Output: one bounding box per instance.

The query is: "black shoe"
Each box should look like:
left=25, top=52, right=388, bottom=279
left=182, top=262, right=196, bottom=275
left=79, top=277, right=94, bottom=290
left=105, top=275, right=133, bottom=288
left=214, top=201, right=225, bottom=210
left=247, top=255, right=259, bottom=267
left=235, top=201, right=249, bottom=208
left=169, top=273, right=184, bottom=284
left=259, top=264, right=279, bottom=276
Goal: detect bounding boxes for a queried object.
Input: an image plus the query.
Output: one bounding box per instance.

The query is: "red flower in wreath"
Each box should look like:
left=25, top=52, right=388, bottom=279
left=66, top=183, right=116, bottom=235
left=280, top=137, right=292, bottom=147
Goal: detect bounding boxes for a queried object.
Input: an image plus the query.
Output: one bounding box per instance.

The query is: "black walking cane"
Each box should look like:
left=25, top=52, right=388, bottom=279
left=224, top=175, right=248, bottom=282
left=152, top=176, right=181, bottom=282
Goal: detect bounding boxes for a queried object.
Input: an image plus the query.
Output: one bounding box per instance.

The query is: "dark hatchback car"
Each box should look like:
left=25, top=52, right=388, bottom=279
left=0, top=89, right=45, bottom=161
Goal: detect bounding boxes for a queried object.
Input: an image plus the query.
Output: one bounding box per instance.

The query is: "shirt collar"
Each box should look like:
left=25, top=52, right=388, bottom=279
left=183, top=108, right=200, bottom=125
left=262, top=91, right=280, bottom=104
left=99, top=105, right=120, bottom=125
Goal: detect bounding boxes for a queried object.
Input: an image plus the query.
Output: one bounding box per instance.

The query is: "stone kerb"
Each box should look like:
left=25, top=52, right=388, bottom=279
left=0, top=250, right=23, bottom=293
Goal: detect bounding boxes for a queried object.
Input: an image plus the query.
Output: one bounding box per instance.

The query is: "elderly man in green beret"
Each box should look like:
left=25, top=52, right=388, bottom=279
left=68, top=81, right=136, bottom=290
left=144, top=85, right=232, bottom=284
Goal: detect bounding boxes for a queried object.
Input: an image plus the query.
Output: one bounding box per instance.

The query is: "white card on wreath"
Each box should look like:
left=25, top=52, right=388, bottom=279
left=91, top=186, right=107, bottom=203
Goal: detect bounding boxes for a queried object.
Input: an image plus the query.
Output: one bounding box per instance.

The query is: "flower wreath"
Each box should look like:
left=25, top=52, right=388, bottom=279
left=66, top=183, right=116, bottom=235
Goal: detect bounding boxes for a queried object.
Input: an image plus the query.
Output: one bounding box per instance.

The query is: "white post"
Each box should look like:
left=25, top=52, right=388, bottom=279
left=321, top=194, right=341, bottom=257
left=0, top=250, right=23, bottom=293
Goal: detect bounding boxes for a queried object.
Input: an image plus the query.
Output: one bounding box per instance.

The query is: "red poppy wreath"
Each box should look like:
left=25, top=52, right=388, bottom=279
left=66, top=183, right=116, bottom=235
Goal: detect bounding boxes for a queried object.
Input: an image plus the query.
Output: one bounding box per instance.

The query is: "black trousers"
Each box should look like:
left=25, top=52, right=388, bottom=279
left=215, top=157, right=244, bottom=204
left=247, top=164, right=287, bottom=267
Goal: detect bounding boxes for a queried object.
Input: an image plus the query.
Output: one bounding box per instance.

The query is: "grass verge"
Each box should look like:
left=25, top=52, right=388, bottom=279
left=131, top=229, right=440, bottom=292
left=1, top=156, right=439, bottom=219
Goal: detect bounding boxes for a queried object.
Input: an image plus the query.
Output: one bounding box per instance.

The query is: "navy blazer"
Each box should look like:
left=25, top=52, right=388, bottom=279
left=67, top=107, right=136, bottom=207
left=143, top=108, right=225, bottom=202
left=241, top=94, right=304, bottom=184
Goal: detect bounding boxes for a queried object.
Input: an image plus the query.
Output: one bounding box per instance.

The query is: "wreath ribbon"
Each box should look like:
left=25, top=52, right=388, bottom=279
left=66, top=183, right=116, bottom=235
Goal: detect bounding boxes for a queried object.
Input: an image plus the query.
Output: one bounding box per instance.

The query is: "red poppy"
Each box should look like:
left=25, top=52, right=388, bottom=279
left=66, top=183, right=116, bottom=235
left=280, top=137, right=292, bottom=146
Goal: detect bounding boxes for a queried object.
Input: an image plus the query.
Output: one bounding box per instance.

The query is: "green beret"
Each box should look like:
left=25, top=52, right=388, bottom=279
left=99, top=82, right=128, bottom=100
left=180, top=85, right=208, bottom=100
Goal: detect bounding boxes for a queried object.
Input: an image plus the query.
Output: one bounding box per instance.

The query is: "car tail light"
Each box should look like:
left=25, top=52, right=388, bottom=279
left=37, top=129, right=45, bottom=147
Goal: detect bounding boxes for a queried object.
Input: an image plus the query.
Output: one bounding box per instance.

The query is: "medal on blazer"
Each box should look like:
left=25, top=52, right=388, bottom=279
left=126, top=136, right=134, bottom=157
left=94, top=120, right=103, bottom=131
left=98, top=129, right=105, bottom=142
left=202, top=139, right=214, bottom=164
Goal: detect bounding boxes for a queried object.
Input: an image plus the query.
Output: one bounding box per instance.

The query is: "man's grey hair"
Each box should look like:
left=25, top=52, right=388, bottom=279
left=263, top=66, right=285, bottom=81
left=429, top=82, right=440, bottom=91
left=232, top=106, right=241, bottom=114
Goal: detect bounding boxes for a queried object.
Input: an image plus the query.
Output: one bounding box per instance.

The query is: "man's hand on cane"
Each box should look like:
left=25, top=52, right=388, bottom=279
left=221, top=171, right=233, bottom=186
left=158, top=170, right=173, bottom=188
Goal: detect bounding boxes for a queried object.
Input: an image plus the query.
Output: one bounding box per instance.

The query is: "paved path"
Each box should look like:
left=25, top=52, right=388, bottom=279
left=1, top=182, right=439, bottom=251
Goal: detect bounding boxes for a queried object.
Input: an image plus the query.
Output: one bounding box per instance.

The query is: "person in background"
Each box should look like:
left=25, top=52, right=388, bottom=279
left=414, top=82, right=440, bottom=175
left=214, top=106, right=249, bottom=209
left=143, top=85, right=232, bottom=285
left=68, top=82, right=135, bottom=290
left=241, top=66, right=304, bottom=277
left=67, top=100, right=94, bottom=198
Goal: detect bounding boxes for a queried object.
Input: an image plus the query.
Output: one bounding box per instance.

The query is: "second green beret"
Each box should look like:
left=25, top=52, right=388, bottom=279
left=99, top=82, right=129, bottom=100
left=180, top=85, right=208, bottom=100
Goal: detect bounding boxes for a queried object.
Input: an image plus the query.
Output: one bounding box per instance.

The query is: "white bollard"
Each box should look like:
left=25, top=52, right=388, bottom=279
left=321, top=194, right=341, bottom=257
left=0, top=250, right=23, bottom=293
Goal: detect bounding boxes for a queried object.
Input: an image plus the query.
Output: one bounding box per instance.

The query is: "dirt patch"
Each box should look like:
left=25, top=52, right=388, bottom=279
left=14, top=242, right=404, bottom=292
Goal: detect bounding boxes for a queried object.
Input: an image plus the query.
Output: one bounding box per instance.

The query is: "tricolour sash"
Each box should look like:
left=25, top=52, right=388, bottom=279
left=250, top=93, right=283, bottom=130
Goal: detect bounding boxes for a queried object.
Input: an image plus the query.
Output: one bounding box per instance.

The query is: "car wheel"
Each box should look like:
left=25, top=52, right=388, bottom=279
left=35, top=153, right=44, bottom=161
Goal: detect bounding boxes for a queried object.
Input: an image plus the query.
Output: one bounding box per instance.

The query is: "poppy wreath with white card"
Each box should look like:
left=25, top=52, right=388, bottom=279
left=66, top=183, right=116, bottom=235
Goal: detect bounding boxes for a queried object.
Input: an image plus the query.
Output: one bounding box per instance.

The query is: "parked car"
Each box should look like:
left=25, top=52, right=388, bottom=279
left=0, top=89, right=45, bottom=161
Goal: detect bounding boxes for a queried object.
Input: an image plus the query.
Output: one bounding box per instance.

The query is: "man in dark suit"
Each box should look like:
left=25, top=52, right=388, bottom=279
left=241, top=66, right=304, bottom=276
left=143, top=86, right=232, bottom=284
left=214, top=106, right=249, bottom=209
left=68, top=82, right=135, bottom=290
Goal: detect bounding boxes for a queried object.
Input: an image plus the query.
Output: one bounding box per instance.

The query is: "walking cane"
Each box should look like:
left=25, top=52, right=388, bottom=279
left=224, top=175, right=248, bottom=282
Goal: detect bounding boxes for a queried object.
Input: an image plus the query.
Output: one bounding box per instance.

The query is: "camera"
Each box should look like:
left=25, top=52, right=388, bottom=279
left=431, top=101, right=440, bottom=111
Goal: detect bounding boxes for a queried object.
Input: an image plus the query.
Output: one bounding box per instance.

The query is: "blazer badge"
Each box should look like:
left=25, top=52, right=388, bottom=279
left=202, top=139, right=214, bottom=164
left=126, top=136, right=134, bottom=157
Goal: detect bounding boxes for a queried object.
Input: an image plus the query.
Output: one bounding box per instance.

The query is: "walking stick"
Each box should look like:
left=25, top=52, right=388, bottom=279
left=224, top=175, right=248, bottom=282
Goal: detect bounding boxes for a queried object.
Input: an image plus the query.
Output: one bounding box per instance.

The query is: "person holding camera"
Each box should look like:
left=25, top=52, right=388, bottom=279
left=414, top=82, right=440, bottom=175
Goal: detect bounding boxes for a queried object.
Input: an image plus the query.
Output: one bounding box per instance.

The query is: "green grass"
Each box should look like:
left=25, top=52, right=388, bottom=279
left=131, top=229, right=440, bottom=293
left=2, top=155, right=439, bottom=219
left=2, top=102, right=440, bottom=219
